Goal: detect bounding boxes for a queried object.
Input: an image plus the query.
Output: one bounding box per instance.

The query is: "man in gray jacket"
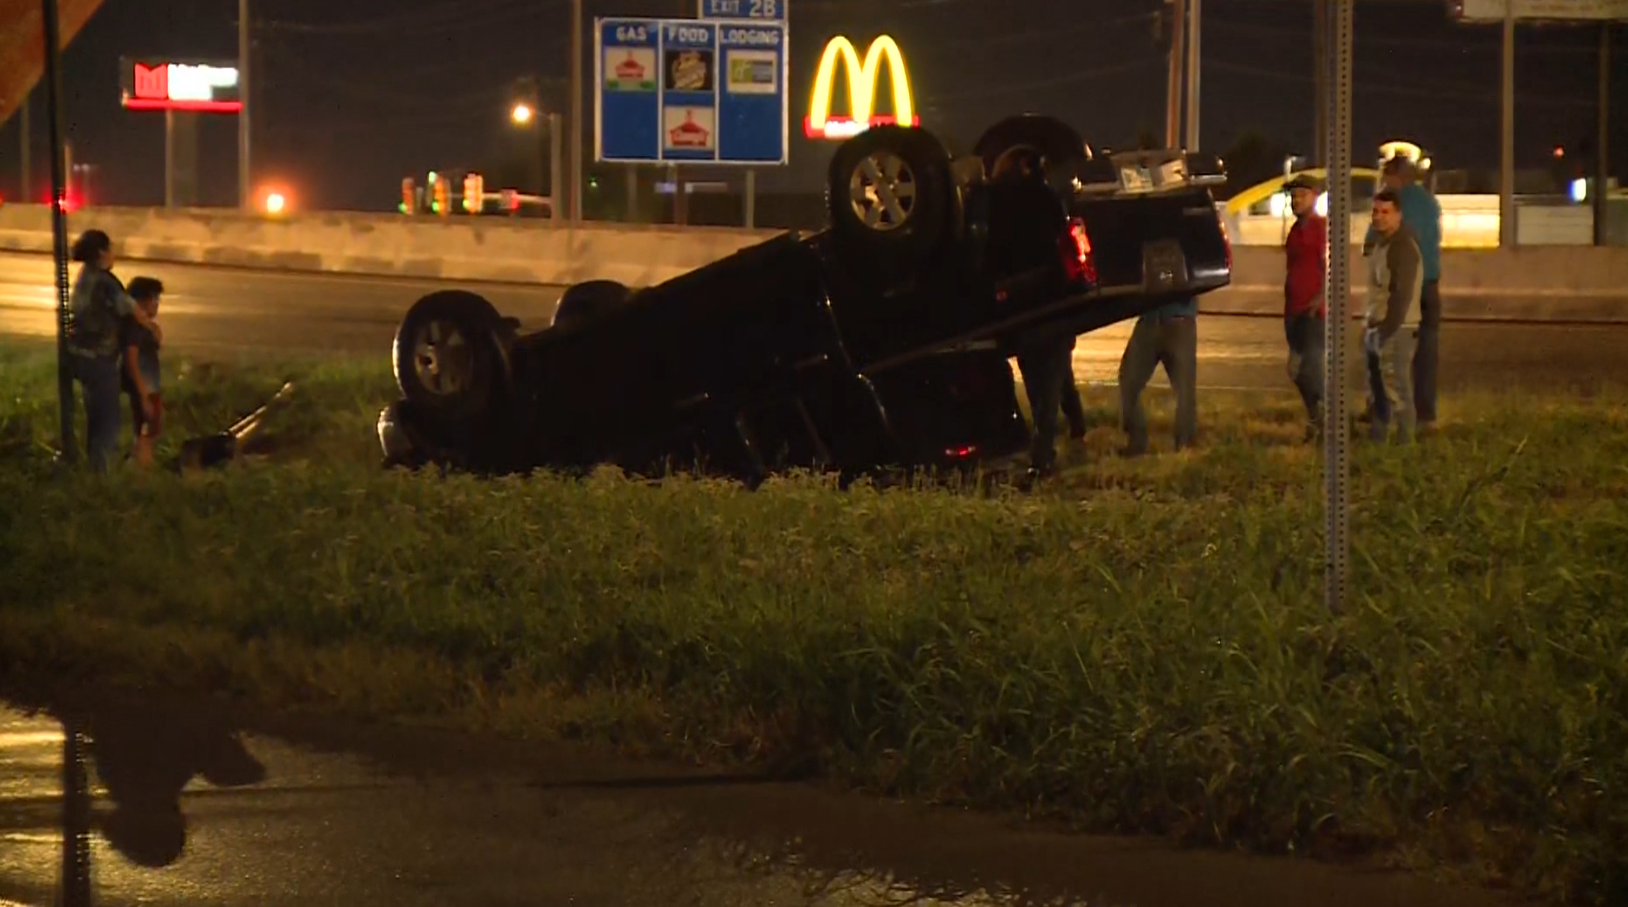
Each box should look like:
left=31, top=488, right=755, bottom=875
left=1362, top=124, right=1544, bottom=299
left=1363, top=189, right=1423, bottom=444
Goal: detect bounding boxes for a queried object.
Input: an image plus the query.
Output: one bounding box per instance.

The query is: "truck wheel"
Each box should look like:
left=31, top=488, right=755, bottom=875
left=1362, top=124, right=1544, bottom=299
left=392, top=290, right=510, bottom=422
left=552, top=279, right=631, bottom=328
left=826, top=125, right=955, bottom=270
left=974, top=114, right=1088, bottom=193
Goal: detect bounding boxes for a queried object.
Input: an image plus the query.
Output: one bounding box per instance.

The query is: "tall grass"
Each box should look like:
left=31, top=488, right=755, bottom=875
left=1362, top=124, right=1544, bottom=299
left=1, top=340, right=1625, bottom=904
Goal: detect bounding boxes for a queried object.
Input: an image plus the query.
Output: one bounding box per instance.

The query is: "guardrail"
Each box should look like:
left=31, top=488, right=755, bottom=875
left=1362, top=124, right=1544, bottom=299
left=1, top=203, right=1624, bottom=324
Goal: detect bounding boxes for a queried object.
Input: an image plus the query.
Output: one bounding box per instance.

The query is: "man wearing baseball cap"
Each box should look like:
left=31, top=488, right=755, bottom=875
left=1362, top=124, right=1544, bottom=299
left=1363, top=155, right=1443, bottom=430
left=1281, top=174, right=1327, bottom=438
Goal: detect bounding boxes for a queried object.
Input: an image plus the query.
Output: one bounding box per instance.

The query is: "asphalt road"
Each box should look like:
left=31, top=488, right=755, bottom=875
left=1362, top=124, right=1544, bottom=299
left=0, top=694, right=1516, bottom=907
left=0, top=252, right=1620, bottom=393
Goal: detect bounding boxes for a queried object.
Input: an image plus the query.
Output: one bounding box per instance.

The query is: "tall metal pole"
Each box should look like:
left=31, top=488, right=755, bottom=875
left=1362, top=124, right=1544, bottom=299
left=165, top=109, right=176, bottom=209
left=1184, top=0, right=1201, bottom=150
left=239, top=0, right=251, bottom=210
left=1498, top=1, right=1515, bottom=247
left=61, top=719, right=92, bottom=907
left=1313, top=0, right=1328, bottom=165
left=1593, top=23, right=1611, bottom=247
left=1323, top=0, right=1354, bottom=614
left=1164, top=0, right=1186, bottom=147
left=569, top=0, right=584, bottom=224
left=42, top=0, right=77, bottom=463
left=549, top=111, right=563, bottom=222
left=19, top=95, right=29, bottom=202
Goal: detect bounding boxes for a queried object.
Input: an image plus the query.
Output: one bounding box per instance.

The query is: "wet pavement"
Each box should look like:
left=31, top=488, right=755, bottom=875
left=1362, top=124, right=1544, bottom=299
left=1, top=251, right=1622, bottom=393
left=0, top=691, right=1516, bottom=907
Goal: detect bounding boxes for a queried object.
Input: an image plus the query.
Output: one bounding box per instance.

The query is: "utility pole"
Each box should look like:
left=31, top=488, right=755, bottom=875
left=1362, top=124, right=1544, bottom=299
left=1593, top=23, right=1610, bottom=247
left=41, top=0, right=78, bottom=462
left=1323, top=0, right=1355, bottom=615
left=19, top=95, right=29, bottom=202
left=569, top=0, right=583, bottom=224
left=1164, top=0, right=1187, bottom=148
left=239, top=0, right=251, bottom=210
left=1498, top=0, right=1516, bottom=247
left=1184, top=0, right=1201, bottom=150
left=1313, top=0, right=1328, bottom=165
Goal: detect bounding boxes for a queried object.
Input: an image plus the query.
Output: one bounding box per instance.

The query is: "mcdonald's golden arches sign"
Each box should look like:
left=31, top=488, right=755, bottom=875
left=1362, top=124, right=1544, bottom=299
left=804, top=35, right=919, bottom=140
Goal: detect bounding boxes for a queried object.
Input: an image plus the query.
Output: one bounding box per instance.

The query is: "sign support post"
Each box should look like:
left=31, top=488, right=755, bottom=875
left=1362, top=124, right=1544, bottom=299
left=19, top=95, right=29, bottom=202
left=744, top=168, right=755, bottom=228
left=165, top=109, right=175, bottom=208
left=1164, top=0, right=1186, bottom=147
left=1499, top=1, right=1516, bottom=247
left=1323, top=0, right=1354, bottom=614
left=238, top=0, right=250, bottom=210
left=1594, top=23, right=1610, bottom=247
left=549, top=111, right=564, bottom=223
left=1184, top=0, right=1200, bottom=150
left=41, top=0, right=76, bottom=465
left=1451, top=2, right=1626, bottom=247
left=570, top=0, right=584, bottom=224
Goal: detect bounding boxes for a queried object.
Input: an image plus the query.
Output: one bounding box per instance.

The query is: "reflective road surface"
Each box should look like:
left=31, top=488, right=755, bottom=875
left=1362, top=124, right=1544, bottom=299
left=0, top=251, right=1622, bottom=392
left=0, top=694, right=1517, bottom=907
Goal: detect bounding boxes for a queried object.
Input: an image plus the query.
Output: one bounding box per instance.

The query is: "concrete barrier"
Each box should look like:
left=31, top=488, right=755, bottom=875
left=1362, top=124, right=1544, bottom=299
left=1, top=203, right=1624, bottom=323
left=0, top=204, right=776, bottom=288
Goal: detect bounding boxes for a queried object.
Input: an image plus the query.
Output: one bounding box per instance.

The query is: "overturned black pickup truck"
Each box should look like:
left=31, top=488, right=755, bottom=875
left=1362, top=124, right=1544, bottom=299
left=376, top=115, right=1232, bottom=485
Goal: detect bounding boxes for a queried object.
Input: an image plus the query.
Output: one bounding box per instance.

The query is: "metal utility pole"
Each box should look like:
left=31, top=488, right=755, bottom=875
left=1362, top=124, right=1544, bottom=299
left=61, top=719, right=93, bottom=907
left=41, top=0, right=77, bottom=462
left=549, top=111, right=563, bottom=222
left=239, top=0, right=251, bottom=210
left=1593, top=23, right=1611, bottom=247
left=166, top=110, right=176, bottom=208
left=1313, top=0, right=1328, bottom=165
left=1322, top=0, right=1354, bottom=614
left=1164, top=0, right=1186, bottom=147
left=1184, top=0, right=1201, bottom=150
left=19, top=95, right=29, bottom=202
left=569, top=0, right=584, bottom=224
left=1498, top=1, right=1516, bottom=247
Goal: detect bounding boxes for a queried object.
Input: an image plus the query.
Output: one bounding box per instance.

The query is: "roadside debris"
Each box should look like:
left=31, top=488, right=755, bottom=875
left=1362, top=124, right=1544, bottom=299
left=176, top=381, right=296, bottom=472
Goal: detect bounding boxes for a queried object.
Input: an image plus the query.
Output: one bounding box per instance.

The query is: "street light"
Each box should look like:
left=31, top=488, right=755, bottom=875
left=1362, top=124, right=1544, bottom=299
left=511, top=102, right=534, bottom=125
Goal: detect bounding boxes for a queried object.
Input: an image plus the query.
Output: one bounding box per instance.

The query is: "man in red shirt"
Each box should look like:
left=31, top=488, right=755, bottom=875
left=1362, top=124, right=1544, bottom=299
left=1281, top=174, right=1328, bottom=439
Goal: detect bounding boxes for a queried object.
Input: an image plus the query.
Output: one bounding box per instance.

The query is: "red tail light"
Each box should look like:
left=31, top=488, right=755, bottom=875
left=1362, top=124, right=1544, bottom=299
left=943, top=444, right=979, bottom=459
left=46, top=189, right=81, bottom=213
left=1218, top=213, right=1233, bottom=271
left=1060, top=216, right=1097, bottom=285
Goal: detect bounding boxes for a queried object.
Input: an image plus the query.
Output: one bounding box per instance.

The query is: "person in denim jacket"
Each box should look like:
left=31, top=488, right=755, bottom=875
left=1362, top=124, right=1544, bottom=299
left=64, top=230, right=163, bottom=472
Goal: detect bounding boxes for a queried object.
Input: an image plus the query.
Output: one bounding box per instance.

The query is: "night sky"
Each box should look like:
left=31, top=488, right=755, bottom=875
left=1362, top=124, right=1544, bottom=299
left=1, top=0, right=1621, bottom=211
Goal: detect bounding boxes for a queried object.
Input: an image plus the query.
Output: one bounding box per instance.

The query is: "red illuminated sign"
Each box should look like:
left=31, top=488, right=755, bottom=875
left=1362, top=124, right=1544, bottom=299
left=120, top=58, right=242, bottom=113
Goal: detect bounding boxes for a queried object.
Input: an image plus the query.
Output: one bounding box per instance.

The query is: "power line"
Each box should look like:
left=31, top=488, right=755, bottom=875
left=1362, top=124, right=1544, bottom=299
left=923, top=56, right=1164, bottom=104
left=261, top=36, right=562, bottom=108
left=1206, top=58, right=1597, bottom=108
left=262, top=0, right=562, bottom=36
left=1204, top=16, right=1604, bottom=54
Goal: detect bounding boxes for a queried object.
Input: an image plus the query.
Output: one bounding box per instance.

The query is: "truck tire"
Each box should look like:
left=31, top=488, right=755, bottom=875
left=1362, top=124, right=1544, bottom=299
left=552, top=279, right=631, bottom=328
left=392, top=290, right=511, bottom=423
left=826, top=125, right=956, bottom=275
left=974, top=114, right=1088, bottom=193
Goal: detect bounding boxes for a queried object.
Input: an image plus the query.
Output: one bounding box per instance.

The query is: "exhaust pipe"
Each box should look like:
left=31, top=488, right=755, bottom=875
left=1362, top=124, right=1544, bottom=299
left=176, top=381, right=296, bottom=472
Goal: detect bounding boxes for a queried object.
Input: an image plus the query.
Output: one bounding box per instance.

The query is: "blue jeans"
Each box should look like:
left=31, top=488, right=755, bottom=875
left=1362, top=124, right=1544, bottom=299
left=1284, top=312, right=1325, bottom=426
left=71, top=354, right=123, bottom=472
left=1366, top=328, right=1417, bottom=444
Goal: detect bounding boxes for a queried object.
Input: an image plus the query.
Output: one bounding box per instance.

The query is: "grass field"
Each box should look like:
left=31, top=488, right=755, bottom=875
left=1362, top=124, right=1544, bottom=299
left=2, top=339, right=1626, bottom=905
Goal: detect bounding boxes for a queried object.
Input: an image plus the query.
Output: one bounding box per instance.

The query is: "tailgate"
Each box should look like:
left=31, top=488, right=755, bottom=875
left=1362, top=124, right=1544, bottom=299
left=1068, top=149, right=1231, bottom=294
left=1072, top=189, right=1229, bottom=292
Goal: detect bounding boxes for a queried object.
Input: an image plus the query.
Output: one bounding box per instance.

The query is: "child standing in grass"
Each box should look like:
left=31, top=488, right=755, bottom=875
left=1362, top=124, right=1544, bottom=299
left=120, top=277, right=165, bottom=467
